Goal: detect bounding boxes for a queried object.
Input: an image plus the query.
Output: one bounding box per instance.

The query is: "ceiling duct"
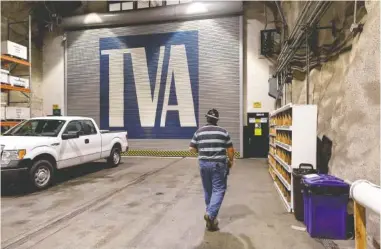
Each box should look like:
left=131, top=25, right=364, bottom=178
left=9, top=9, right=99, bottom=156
left=61, top=1, right=243, bottom=30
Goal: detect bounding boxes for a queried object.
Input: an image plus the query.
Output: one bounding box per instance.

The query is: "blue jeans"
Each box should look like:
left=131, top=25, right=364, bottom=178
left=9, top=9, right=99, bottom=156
left=199, top=161, right=228, bottom=219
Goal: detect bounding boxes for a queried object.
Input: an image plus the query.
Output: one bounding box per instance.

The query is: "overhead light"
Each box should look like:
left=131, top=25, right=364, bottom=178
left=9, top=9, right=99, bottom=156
left=185, top=2, right=208, bottom=15
left=84, top=13, right=102, bottom=24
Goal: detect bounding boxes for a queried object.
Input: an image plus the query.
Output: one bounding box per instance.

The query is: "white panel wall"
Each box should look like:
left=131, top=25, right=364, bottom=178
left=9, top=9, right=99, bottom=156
left=244, top=3, right=276, bottom=121
left=42, top=32, right=65, bottom=116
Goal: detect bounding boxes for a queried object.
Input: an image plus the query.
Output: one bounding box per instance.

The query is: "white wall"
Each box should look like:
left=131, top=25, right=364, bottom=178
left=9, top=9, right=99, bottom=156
left=244, top=3, right=276, bottom=122
left=42, top=32, right=65, bottom=116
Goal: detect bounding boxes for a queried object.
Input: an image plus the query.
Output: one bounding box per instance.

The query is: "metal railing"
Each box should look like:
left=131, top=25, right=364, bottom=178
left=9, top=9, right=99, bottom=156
left=349, top=180, right=381, bottom=249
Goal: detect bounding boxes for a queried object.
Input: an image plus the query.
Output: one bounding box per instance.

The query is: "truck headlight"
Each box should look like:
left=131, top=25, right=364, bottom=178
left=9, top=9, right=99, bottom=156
left=1, top=150, right=26, bottom=166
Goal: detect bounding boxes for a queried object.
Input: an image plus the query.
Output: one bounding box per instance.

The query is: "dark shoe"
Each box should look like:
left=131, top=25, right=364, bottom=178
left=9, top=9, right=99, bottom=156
left=204, top=214, right=219, bottom=231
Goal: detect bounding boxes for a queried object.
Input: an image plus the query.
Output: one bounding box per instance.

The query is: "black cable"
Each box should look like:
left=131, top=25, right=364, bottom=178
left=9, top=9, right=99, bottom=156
left=264, top=3, right=268, bottom=30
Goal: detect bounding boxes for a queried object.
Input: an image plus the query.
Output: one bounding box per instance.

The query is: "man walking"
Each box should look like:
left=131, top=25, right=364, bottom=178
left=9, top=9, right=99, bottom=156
left=189, top=109, right=235, bottom=231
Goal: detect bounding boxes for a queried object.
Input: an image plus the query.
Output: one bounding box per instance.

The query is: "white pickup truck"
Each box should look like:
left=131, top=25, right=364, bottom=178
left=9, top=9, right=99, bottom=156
left=0, top=116, right=128, bottom=190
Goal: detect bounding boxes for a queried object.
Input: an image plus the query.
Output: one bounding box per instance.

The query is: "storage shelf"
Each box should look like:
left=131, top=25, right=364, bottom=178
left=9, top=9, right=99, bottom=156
left=269, top=160, right=276, bottom=170
left=1, top=17, right=32, bottom=133
left=274, top=155, right=291, bottom=173
left=1, top=84, right=30, bottom=93
left=269, top=133, right=276, bottom=137
left=268, top=152, right=275, bottom=158
left=270, top=103, right=292, bottom=117
left=274, top=182, right=291, bottom=212
left=269, top=143, right=276, bottom=148
left=269, top=103, right=317, bottom=215
left=1, top=121, right=20, bottom=127
left=274, top=168, right=291, bottom=191
left=276, top=126, right=292, bottom=131
left=275, top=141, right=292, bottom=152
left=1, top=55, right=30, bottom=66
left=268, top=166, right=275, bottom=181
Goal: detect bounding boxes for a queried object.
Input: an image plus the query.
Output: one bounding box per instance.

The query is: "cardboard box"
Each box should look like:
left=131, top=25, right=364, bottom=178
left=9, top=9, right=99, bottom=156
left=0, top=106, right=6, bottom=120
left=1, top=40, right=28, bottom=60
left=9, top=76, right=29, bottom=88
left=5, top=107, right=30, bottom=120
left=0, top=69, right=9, bottom=84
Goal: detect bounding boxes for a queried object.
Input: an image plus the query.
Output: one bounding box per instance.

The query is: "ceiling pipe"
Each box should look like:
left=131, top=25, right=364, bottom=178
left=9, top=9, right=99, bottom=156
left=276, top=1, right=331, bottom=74
left=274, top=1, right=287, bottom=26
left=277, top=1, right=313, bottom=60
left=61, top=1, right=243, bottom=30
left=274, top=1, right=288, bottom=45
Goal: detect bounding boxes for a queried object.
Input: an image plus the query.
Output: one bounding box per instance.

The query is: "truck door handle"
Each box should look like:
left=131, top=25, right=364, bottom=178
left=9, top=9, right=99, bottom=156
left=85, top=139, right=89, bottom=144
left=249, top=138, right=251, bottom=144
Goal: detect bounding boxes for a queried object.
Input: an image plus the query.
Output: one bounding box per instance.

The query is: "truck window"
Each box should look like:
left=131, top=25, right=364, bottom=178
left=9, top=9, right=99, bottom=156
left=3, top=119, right=66, bottom=137
left=81, top=120, right=97, bottom=135
left=63, top=121, right=83, bottom=135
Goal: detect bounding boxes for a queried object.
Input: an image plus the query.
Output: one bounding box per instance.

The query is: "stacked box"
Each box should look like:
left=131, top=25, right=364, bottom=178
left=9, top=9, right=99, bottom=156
left=5, top=107, right=30, bottom=120
left=0, top=106, right=5, bottom=120
left=9, top=76, right=29, bottom=88
left=1, top=40, right=28, bottom=60
left=1, top=69, right=9, bottom=84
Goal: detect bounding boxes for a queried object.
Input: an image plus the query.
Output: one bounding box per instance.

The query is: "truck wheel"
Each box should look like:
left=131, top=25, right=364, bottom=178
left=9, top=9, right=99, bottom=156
left=29, top=160, right=54, bottom=190
left=108, top=147, right=121, bottom=167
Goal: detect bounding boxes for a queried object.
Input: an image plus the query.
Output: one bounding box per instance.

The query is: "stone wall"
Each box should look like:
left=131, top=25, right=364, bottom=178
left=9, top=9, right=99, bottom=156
left=282, top=1, right=380, bottom=247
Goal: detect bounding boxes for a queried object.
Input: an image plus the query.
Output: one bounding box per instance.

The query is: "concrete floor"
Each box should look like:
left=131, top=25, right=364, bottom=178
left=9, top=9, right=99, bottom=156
left=1, top=158, right=330, bottom=249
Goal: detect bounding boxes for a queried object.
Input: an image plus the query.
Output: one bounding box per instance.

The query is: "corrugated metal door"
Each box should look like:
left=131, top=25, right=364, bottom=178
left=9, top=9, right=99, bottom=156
left=67, top=16, right=242, bottom=157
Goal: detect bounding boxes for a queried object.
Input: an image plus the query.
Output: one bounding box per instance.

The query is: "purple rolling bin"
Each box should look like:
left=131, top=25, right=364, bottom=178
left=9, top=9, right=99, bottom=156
left=302, top=174, right=350, bottom=239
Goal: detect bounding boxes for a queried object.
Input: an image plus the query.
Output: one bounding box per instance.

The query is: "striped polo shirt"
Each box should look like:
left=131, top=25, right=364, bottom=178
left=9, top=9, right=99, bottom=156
left=189, top=124, right=233, bottom=162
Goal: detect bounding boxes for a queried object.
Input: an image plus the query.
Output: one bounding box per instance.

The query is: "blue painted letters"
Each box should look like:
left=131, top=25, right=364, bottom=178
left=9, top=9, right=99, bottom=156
left=99, top=31, right=199, bottom=139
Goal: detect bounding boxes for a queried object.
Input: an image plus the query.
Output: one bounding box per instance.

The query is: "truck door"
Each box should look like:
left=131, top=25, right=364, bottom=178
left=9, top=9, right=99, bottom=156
left=80, top=119, right=102, bottom=162
left=58, top=120, right=84, bottom=168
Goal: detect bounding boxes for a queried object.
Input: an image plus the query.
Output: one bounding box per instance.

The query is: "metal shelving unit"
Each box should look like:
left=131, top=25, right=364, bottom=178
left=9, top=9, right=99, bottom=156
left=1, top=15, right=32, bottom=131
left=268, top=104, right=317, bottom=213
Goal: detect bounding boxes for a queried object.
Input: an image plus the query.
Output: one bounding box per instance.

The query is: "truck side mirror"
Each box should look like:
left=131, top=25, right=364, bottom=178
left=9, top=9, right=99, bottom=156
left=62, top=131, right=80, bottom=140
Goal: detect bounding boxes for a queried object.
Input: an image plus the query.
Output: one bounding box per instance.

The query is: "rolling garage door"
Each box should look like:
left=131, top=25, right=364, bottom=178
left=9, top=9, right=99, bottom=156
left=66, top=16, right=242, bottom=157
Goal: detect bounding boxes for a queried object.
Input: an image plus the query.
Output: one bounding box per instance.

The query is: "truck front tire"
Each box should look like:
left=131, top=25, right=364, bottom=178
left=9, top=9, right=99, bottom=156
left=29, top=159, right=54, bottom=190
left=107, top=147, right=121, bottom=167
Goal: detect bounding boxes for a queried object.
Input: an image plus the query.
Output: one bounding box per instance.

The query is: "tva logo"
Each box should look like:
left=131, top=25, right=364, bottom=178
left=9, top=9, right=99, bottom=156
left=99, top=31, right=199, bottom=139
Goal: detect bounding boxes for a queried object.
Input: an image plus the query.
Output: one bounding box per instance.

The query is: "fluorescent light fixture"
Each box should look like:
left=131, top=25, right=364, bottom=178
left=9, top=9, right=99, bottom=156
left=138, top=1, right=150, bottom=9
left=166, top=0, right=179, bottom=5
left=109, top=2, right=121, bottom=12
left=122, top=2, right=134, bottom=10
left=84, top=13, right=103, bottom=24
left=185, top=2, right=208, bottom=15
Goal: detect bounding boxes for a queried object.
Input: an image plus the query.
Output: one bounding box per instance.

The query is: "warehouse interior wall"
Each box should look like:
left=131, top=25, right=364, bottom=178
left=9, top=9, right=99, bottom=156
left=41, top=2, right=278, bottom=127
left=282, top=1, right=380, bottom=247
left=243, top=2, right=276, bottom=126
left=42, top=31, right=65, bottom=116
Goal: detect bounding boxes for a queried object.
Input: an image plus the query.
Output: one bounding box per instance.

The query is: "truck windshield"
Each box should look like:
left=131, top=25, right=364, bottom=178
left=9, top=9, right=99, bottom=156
left=3, top=119, right=66, bottom=137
